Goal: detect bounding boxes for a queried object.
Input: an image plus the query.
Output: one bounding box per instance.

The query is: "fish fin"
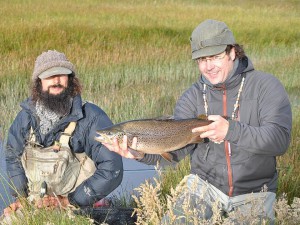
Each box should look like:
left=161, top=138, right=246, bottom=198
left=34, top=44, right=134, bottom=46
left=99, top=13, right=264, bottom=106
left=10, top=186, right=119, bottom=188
left=197, top=114, right=228, bottom=121
left=128, top=148, right=145, bottom=159
left=189, top=134, right=204, bottom=144
left=153, top=115, right=174, bottom=121
left=160, top=153, right=173, bottom=162
left=197, top=114, right=208, bottom=120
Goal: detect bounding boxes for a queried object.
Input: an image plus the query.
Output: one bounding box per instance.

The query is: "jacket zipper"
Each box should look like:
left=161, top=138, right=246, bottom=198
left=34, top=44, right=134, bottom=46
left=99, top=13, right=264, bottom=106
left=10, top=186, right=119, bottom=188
left=223, top=88, right=234, bottom=197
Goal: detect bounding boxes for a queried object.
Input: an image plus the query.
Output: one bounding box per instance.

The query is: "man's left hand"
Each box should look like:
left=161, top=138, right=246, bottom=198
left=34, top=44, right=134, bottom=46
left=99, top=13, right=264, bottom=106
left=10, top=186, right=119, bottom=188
left=192, top=115, right=229, bottom=144
left=35, top=195, right=70, bottom=209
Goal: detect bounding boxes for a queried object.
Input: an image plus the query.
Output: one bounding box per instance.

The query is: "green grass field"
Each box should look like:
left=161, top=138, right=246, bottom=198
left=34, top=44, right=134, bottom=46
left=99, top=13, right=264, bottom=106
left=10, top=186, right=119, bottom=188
left=0, top=0, right=299, bottom=223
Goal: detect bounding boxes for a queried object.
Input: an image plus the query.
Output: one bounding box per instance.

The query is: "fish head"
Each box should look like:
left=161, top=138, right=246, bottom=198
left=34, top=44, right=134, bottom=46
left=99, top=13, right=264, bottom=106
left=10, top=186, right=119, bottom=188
left=95, top=127, right=126, bottom=144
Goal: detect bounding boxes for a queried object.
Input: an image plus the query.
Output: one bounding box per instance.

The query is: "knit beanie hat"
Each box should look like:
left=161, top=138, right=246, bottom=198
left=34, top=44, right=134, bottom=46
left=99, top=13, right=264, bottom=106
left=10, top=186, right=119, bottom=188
left=190, top=19, right=236, bottom=60
left=32, top=50, right=76, bottom=80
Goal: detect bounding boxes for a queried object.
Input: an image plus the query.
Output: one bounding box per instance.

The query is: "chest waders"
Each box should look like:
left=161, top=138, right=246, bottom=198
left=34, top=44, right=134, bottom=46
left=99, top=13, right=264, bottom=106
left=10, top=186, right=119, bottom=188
left=21, top=122, right=96, bottom=202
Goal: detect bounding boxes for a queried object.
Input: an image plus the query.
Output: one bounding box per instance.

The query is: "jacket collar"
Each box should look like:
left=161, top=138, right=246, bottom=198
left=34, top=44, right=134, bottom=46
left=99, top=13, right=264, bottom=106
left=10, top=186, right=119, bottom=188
left=66, top=95, right=84, bottom=122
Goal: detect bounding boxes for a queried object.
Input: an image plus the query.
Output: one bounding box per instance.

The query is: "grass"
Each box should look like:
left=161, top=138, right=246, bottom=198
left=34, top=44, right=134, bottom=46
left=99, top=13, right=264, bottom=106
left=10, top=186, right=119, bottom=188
left=0, top=197, right=95, bottom=225
left=0, top=0, right=299, bottom=223
left=133, top=169, right=300, bottom=225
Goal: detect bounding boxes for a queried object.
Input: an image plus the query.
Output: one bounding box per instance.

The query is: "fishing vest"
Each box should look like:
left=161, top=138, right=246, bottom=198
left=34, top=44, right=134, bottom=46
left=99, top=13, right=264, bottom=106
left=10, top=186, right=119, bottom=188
left=21, top=122, right=96, bottom=201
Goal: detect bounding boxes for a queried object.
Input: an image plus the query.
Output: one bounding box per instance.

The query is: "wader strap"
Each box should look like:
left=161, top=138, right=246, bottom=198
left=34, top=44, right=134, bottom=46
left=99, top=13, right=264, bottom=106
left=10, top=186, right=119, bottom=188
left=29, top=122, right=77, bottom=150
left=59, top=121, right=77, bottom=148
left=29, top=127, right=36, bottom=143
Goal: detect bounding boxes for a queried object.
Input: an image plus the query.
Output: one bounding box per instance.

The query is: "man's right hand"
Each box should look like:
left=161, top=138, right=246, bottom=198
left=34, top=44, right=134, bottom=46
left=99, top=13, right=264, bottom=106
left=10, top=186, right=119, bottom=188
left=102, top=135, right=141, bottom=159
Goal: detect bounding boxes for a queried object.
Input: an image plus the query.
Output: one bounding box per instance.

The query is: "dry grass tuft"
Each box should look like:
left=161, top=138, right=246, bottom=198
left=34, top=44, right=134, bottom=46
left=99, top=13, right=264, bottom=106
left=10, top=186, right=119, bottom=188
left=132, top=178, right=162, bottom=225
left=132, top=168, right=300, bottom=225
left=274, top=194, right=300, bottom=225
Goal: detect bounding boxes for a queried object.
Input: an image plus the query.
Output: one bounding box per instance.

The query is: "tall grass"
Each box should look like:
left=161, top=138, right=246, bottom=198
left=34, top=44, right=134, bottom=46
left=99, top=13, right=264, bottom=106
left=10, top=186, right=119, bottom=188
left=0, top=0, right=299, bottom=223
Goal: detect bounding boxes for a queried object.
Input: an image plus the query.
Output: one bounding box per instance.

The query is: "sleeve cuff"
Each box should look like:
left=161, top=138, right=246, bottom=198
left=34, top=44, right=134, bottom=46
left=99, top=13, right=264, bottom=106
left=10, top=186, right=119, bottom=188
left=225, top=119, right=236, bottom=141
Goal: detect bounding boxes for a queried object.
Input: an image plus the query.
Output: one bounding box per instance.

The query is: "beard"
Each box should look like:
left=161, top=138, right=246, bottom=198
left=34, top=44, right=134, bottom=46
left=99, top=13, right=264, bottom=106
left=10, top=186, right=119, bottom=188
left=37, top=84, right=73, bottom=116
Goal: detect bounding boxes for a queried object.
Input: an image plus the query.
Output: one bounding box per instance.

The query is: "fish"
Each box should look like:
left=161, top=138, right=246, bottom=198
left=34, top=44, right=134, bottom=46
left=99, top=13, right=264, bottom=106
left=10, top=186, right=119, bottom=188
left=94, top=115, right=212, bottom=162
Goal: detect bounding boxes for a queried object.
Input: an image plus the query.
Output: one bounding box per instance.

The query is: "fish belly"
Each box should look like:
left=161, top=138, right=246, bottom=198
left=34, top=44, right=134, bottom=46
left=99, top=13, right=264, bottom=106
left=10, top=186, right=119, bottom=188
left=127, top=132, right=193, bottom=154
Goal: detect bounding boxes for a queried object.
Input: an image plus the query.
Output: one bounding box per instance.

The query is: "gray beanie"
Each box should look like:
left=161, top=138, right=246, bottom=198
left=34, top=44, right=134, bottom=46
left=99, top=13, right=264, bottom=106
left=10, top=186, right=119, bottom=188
left=190, top=19, right=236, bottom=60
left=32, top=50, right=76, bottom=80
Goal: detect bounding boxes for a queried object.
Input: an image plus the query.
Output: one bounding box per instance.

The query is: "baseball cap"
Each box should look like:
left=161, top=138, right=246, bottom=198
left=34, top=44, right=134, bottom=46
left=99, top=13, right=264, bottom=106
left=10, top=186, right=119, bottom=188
left=190, top=19, right=236, bottom=59
left=32, top=50, right=76, bottom=80
left=38, top=67, right=72, bottom=79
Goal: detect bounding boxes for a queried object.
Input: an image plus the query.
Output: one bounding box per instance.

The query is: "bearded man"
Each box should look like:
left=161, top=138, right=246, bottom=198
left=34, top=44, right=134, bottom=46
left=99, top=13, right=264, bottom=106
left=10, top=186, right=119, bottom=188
left=4, top=50, right=123, bottom=214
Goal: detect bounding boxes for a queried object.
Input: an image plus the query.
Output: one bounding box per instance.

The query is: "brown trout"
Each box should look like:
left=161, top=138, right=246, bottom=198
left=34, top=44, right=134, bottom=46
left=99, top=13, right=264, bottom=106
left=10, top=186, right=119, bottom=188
left=95, top=115, right=212, bottom=161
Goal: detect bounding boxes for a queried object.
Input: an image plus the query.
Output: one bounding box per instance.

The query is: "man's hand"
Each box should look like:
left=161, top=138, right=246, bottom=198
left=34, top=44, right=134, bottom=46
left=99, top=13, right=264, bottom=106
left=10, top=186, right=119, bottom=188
left=102, top=135, right=140, bottom=159
left=192, top=115, right=229, bottom=144
left=3, top=199, right=22, bottom=216
left=3, top=195, right=71, bottom=217
left=35, top=195, right=70, bottom=209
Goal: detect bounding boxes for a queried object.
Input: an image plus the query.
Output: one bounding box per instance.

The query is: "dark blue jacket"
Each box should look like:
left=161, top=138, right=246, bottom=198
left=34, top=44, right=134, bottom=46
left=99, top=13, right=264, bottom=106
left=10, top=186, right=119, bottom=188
left=5, top=95, right=123, bottom=206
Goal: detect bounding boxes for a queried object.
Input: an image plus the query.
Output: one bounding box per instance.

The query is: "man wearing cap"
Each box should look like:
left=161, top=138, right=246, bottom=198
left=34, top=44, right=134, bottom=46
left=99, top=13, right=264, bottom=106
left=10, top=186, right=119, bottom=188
left=103, top=19, right=292, bottom=223
left=4, top=50, right=123, bottom=213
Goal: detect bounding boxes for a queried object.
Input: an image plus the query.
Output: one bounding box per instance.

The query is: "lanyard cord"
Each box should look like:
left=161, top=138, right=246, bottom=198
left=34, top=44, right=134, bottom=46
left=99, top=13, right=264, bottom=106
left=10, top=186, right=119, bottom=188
left=202, top=76, right=245, bottom=120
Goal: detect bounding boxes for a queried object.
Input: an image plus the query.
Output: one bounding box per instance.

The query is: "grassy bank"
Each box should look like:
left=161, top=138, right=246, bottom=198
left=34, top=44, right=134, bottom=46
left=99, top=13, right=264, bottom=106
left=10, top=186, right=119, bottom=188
left=0, top=0, right=299, bottom=223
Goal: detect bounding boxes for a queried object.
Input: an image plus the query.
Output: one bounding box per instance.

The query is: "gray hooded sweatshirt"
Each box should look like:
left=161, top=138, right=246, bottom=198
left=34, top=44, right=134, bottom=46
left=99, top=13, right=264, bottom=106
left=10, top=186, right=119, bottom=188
left=139, top=56, right=292, bottom=197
